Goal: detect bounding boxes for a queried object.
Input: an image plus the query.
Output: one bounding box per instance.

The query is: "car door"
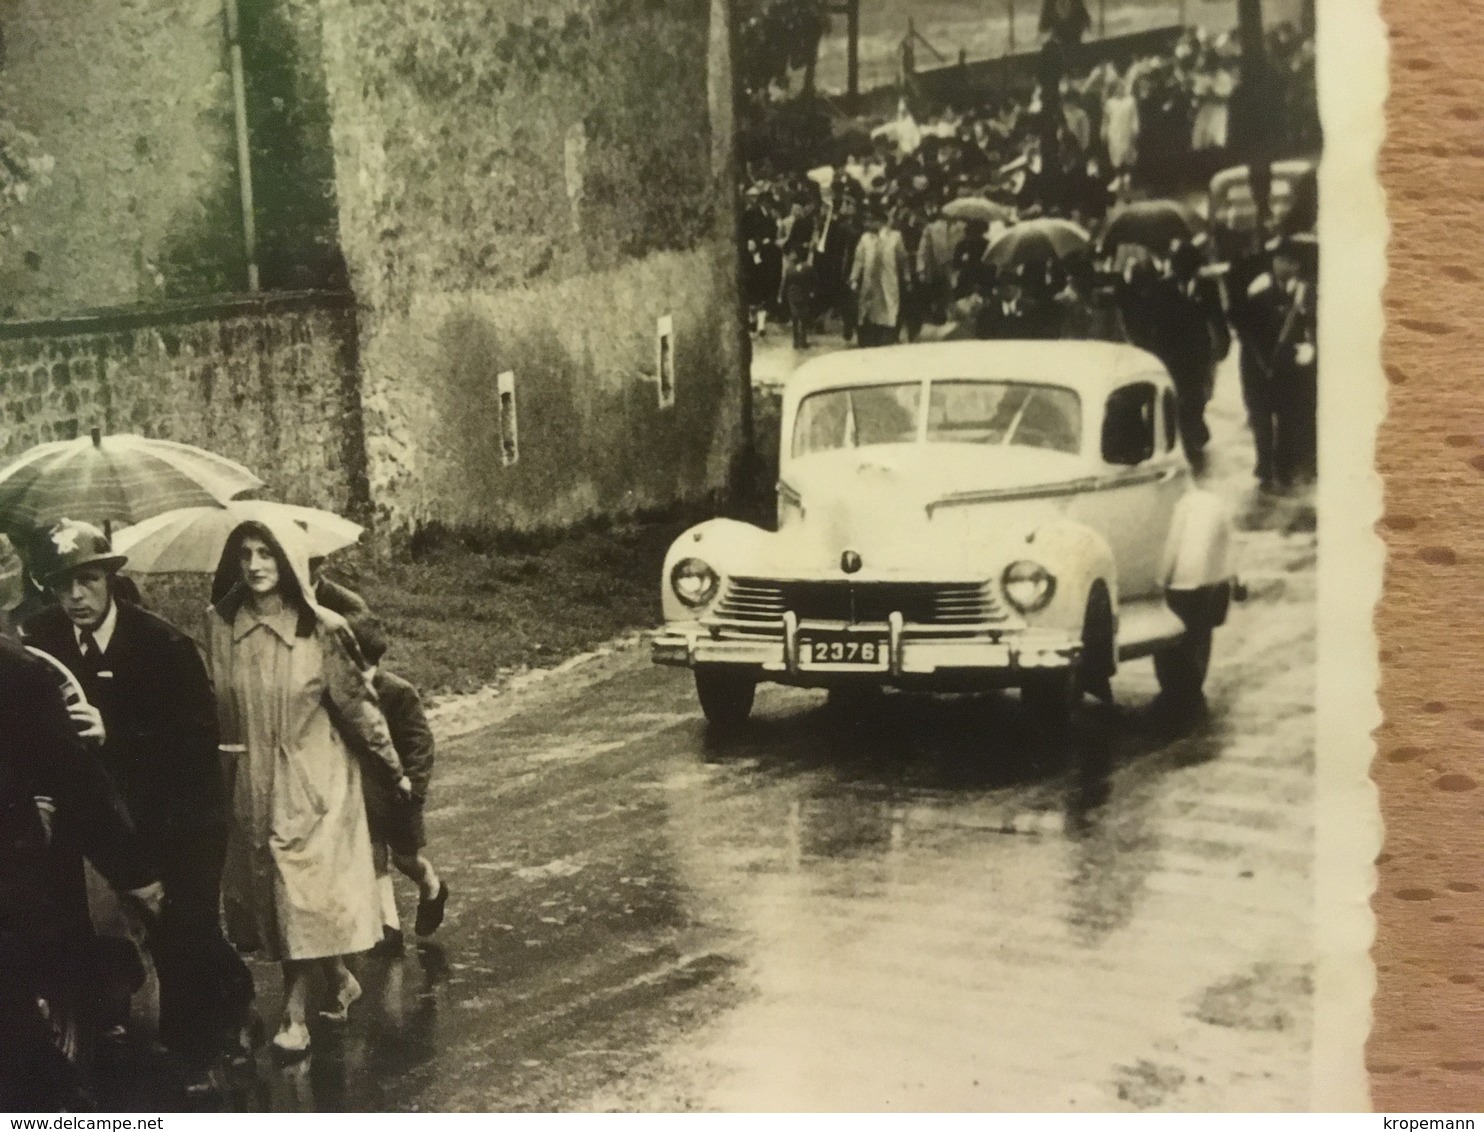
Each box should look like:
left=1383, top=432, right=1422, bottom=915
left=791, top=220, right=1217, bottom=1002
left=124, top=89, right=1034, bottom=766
left=1067, top=379, right=1183, bottom=599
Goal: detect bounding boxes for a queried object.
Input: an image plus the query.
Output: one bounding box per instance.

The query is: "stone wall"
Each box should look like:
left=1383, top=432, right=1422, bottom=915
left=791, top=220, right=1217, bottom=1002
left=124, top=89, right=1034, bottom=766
left=317, top=0, right=747, bottom=534
left=0, top=292, right=369, bottom=515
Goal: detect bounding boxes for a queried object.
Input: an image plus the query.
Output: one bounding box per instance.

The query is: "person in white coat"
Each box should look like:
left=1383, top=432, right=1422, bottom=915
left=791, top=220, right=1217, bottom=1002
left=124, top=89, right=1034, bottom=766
left=850, top=205, right=911, bottom=348
left=1102, top=76, right=1140, bottom=196
left=207, top=517, right=410, bottom=1057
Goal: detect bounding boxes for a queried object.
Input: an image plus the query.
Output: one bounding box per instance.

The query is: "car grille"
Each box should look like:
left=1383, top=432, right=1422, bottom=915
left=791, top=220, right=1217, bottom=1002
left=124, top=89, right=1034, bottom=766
left=712, top=577, right=1008, bottom=627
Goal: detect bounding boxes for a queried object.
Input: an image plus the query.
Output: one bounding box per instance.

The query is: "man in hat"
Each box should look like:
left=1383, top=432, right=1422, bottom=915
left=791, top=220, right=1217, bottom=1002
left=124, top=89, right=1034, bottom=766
left=1148, top=238, right=1231, bottom=470
left=21, top=519, right=251, bottom=1083
left=1, top=543, right=161, bottom=1109
left=916, top=200, right=956, bottom=327
left=975, top=261, right=1061, bottom=340
left=1237, top=235, right=1318, bottom=487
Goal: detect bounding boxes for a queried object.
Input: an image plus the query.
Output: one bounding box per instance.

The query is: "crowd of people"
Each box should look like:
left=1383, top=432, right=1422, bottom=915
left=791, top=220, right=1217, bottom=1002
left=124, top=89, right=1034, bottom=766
left=743, top=21, right=1319, bottom=488
left=0, top=515, right=449, bottom=1109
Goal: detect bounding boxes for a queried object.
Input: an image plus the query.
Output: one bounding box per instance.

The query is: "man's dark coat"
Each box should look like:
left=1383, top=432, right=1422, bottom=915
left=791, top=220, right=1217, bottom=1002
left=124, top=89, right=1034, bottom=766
left=22, top=600, right=223, bottom=840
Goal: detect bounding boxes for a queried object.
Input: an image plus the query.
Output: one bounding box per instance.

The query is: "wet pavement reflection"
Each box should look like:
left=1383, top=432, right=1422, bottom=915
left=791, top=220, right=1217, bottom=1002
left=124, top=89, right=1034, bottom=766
left=97, top=590, right=1312, bottom=1112
left=82, top=344, right=1317, bottom=1112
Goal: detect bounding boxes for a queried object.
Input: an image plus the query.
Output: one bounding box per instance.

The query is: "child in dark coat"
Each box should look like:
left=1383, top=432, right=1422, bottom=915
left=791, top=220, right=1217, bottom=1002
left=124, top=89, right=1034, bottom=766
left=349, top=616, right=448, bottom=950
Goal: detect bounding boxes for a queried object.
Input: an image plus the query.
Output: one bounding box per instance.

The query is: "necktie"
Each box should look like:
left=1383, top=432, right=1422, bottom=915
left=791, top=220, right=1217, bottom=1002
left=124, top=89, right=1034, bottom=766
left=78, top=629, right=102, bottom=672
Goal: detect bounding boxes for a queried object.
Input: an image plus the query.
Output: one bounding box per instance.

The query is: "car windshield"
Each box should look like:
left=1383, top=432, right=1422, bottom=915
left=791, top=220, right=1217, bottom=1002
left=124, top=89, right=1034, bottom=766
left=926, top=380, right=1081, bottom=454
left=793, top=382, right=922, bottom=457
left=793, top=380, right=1080, bottom=457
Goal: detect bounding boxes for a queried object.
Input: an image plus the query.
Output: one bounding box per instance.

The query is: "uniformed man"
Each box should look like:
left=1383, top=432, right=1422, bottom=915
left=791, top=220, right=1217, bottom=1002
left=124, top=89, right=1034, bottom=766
left=1239, top=235, right=1318, bottom=487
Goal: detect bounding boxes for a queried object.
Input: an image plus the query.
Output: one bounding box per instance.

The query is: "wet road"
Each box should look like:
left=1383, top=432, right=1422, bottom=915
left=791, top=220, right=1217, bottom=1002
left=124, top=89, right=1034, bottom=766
left=106, top=358, right=1318, bottom=1112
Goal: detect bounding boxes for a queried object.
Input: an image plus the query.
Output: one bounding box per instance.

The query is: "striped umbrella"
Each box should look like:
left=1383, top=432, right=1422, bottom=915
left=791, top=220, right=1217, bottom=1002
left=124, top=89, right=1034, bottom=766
left=0, top=428, right=263, bottom=538
left=113, top=500, right=363, bottom=575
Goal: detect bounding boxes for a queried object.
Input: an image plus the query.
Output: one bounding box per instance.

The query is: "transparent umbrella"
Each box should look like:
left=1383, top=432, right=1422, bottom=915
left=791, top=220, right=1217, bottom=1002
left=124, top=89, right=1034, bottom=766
left=112, top=500, right=363, bottom=575
left=0, top=428, right=262, bottom=538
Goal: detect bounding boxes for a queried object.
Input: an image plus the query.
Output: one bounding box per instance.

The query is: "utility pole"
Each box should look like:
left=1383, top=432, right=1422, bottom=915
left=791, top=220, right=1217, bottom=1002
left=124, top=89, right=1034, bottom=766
left=1008, top=0, right=1016, bottom=53
left=223, top=0, right=259, bottom=292
left=841, top=0, right=860, bottom=97
left=825, top=0, right=861, bottom=97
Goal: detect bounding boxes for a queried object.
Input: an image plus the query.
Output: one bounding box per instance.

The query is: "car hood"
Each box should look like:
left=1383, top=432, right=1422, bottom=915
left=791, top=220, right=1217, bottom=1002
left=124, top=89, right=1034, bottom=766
left=785, top=444, right=1086, bottom=498
left=771, top=444, right=1082, bottom=577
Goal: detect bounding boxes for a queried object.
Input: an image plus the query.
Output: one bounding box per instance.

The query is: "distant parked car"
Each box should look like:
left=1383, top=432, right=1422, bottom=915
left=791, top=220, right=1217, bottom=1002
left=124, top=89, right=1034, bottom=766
left=651, top=341, right=1242, bottom=732
left=1208, top=158, right=1318, bottom=234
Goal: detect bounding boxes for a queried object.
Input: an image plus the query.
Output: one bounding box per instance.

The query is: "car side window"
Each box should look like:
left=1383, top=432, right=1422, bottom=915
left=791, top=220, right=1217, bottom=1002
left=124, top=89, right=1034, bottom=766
left=1102, top=382, right=1157, bottom=467
left=1162, top=388, right=1179, bottom=453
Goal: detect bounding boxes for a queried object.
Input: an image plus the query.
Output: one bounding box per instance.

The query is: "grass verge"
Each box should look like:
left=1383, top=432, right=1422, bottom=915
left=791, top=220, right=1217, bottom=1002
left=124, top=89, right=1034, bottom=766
left=137, top=506, right=734, bottom=701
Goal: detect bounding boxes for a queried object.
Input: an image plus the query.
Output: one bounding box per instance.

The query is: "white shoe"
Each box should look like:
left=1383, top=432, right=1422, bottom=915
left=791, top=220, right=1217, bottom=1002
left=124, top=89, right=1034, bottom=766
left=320, top=974, right=362, bottom=1023
left=271, top=1021, right=310, bottom=1057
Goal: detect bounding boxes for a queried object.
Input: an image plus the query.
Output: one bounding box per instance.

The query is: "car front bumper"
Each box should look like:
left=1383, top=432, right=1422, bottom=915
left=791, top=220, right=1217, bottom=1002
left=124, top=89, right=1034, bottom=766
left=651, top=611, right=1081, bottom=685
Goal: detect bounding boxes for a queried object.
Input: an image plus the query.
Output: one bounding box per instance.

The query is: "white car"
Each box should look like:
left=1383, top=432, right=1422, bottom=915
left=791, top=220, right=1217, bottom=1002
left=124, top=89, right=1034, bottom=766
left=652, top=341, right=1241, bottom=731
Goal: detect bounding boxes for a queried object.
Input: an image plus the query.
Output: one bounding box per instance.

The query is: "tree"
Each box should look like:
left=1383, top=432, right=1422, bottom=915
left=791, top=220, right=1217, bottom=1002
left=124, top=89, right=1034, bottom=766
left=734, top=0, right=836, bottom=176
left=1039, top=0, right=1091, bottom=44
left=736, top=0, right=832, bottom=104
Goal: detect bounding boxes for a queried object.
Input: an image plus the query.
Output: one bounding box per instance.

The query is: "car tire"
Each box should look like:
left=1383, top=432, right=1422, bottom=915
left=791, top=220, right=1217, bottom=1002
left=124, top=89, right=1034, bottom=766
left=1153, top=622, right=1213, bottom=709
left=694, top=667, right=756, bottom=730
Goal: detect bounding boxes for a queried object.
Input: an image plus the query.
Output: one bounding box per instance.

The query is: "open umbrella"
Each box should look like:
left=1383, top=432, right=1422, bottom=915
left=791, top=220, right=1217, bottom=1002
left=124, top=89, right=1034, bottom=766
left=942, top=196, right=1015, bottom=225
left=984, top=218, right=1091, bottom=269
left=1099, top=200, right=1204, bottom=255
left=112, top=500, right=363, bottom=575
left=0, top=428, right=262, bottom=538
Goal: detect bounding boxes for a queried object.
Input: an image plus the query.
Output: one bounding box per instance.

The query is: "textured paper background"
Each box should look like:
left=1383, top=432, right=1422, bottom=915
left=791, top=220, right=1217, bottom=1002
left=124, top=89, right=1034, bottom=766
left=1371, top=0, right=1484, bottom=1112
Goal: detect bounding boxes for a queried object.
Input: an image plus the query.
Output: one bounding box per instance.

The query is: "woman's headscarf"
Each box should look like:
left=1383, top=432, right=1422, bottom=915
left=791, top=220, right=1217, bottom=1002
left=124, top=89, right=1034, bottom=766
left=210, top=515, right=322, bottom=638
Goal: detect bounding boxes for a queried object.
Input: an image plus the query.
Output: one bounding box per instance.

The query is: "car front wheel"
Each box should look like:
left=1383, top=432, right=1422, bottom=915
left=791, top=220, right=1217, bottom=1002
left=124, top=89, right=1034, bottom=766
left=694, top=667, right=756, bottom=730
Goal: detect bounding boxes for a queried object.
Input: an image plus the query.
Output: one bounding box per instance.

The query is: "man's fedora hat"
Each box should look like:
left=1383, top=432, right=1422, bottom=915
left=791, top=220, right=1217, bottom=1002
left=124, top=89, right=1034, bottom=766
left=33, top=518, right=128, bottom=587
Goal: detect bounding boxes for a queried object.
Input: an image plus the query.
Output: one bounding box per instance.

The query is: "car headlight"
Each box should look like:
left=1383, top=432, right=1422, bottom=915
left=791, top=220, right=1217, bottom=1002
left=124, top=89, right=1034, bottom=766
left=1001, top=560, right=1056, bottom=614
left=671, top=557, right=720, bottom=608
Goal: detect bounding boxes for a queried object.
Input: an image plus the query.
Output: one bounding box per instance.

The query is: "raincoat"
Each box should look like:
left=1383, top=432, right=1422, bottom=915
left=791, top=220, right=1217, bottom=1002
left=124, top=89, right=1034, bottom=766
left=1102, top=90, right=1140, bottom=172
left=206, top=518, right=402, bottom=961
left=850, top=226, right=910, bottom=332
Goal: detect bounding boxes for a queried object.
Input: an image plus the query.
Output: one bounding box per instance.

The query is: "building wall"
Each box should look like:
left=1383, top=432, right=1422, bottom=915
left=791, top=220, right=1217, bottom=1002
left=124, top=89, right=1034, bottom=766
left=0, top=0, right=244, bottom=316
left=0, top=293, right=369, bottom=514
left=0, top=0, right=746, bottom=536
left=318, top=0, right=746, bottom=533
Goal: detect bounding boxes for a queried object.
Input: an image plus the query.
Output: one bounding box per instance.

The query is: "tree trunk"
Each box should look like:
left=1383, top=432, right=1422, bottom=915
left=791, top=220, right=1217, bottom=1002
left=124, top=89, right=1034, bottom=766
left=1237, top=0, right=1264, bottom=50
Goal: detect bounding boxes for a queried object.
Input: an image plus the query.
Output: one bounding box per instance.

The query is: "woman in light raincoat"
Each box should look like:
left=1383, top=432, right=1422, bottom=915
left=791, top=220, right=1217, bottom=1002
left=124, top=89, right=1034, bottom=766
left=207, top=517, right=409, bottom=1056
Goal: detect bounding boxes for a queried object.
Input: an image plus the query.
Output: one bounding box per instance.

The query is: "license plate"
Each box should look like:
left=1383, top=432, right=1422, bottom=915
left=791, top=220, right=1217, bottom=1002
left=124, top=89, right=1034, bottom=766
left=799, top=633, right=888, bottom=670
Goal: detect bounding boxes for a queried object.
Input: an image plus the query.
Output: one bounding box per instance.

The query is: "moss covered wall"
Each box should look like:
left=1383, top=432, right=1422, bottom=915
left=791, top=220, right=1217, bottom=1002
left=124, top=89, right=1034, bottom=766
left=0, top=0, right=244, bottom=315
left=319, top=0, right=747, bottom=533
left=0, top=0, right=745, bottom=535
